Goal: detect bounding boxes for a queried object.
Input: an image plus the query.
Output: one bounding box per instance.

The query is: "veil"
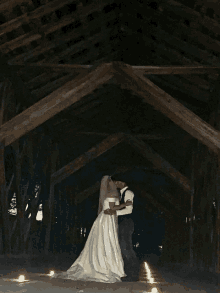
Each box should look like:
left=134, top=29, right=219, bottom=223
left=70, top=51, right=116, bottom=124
left=98, top=175, right=119, bottom=215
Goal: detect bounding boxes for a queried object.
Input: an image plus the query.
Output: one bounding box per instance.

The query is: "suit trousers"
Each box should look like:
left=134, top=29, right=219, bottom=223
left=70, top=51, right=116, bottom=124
left=118, top=217, right=139, bottom=277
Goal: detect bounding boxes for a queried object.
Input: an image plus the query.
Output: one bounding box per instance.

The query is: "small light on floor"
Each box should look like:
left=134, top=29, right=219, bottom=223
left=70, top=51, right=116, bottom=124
left=48, top=270, right=55, bottom=276
left=149, top=277, right=155, bottom=284
left=17, top=275, right=26, bottom=282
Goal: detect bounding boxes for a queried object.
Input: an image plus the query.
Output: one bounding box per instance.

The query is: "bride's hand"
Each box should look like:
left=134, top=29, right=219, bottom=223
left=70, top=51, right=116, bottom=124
left=125, top=200, right=133, bottom=206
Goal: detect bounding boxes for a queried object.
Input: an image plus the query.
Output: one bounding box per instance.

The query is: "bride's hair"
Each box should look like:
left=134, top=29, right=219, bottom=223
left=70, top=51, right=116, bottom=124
left=98, top=175, right=119, bottom=215
left=111, top=175, right=127, bottom=185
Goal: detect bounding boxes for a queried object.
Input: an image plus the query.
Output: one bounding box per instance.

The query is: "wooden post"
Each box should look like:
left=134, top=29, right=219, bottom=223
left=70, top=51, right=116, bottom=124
left=44, top=184, right=54, bottom=255
left=189, top=146, right=195, bottom=268
left=13, top=139, right=27, bottom=254
left=0, top=80, right=11, bottom=254
left=0, top=140, right=11, bottom=254
left=44, top=143, right=59, bottom=255
left=0, top=82, right=4, bottom=255
left=216, top=152, right=220, bottom=284
left=24, top=136, right=39, bottom=254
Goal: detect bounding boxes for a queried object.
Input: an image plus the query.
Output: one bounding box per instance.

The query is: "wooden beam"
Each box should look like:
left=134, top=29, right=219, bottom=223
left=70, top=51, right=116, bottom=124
left=0, top=0, right=32, bottom=12
left=146, top=74, right=210, bottom=103
left=145, top=21, right=219, bottom=67
left=147, top=75, right=208, bottom=107
left=136, top=1, right=220, bottom=60
left=216, top=153, right=220, bottom=279
left=51, top=133, right=125, bottom=185
left=119, top=22, right=213, bottom=102
left=0, top=81, right=8, bottom=253
left=6, top=1, right=115, bottom=65
left=124, top=134, right=191, bottom=193
left=0, top=82, right=5, bottom=127
left=157, top=188, right=182, bottom=213
left=74, top=166, right=158, bottom=204
left=0, top=0, right=79, bottom=35
left=138, top=188, right=174, bottom=219
left=0, top=63, right=114, bottom=146
left=30, top=72, right=78, bottom=100
left=25, top=71, right=71, bottom=91
left=141, top=181, right=184, bottom=217
left=160, top=0, right=220, bottom=38
left=74, top=132, right=172, bottom=140
left=112, top=61, right=220, bottom=154
left=122, top=2, right=220, bottom=66
left=75, top=181, right=100, bottom=204
left=41, top=25, right=114, bottom=65
left=190, top=147, right=195, bottom=267
left=44, top=143, right=59, bottom=255
left=1, top=0, right=116, bottom=57
left=133, top=66, right=220, bottom=75
left=0, top=106, right=5, bottom=188
left=11, top=62, right=220, bottom=75
left=74, top=166, right=163, bottom=205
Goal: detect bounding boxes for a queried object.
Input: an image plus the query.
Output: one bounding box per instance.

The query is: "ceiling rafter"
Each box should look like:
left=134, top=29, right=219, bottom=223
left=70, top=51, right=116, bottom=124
left=52, top=144, right=183, bottom=219
left=5, top=0, right=116, bottom=64
left=120, top=37, right=212, bottom=107
left=111, top=61, right=220, bottom=154
left=0, top=0, right=79, bottom=35
left=40, top=25, right=113, bottom=64
left=25, top=70, right=68, bottom=91
left=73, top=132, right=172, bottom=140
left=146, top=75, right=205, bottom=112
left=0, top=62, right=114, bottom=146
left=75, top=181, right=100, bottom=204
left=1, top=61, right=220, bottom=151
left=138, top=188, right=178, bottom=219
left=74, top=180, right=160, bottom=215
left=124, top=134, right=190, bottom=194
left=124, top=9, right=219, bottom=67
left=3, top=1, right=116, bottom=56
left=51, top=130, right=191, bottom=195
left=51, top=133, right=125, bottom=185
left=1, top=61, right=220, bottom=193
left=30, top=72, right=79, bottom=100
left=74, top=165, right=146, bottom=204
left=143, top=1, right=220, bottom=56
left=10, top=63, right=220, bottom=75
left=160, top=0, right=220, bottom=37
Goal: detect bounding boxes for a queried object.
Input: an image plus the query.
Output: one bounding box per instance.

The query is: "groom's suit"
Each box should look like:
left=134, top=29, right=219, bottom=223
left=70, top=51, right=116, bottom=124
left=117, top=187, right=139, bottom=279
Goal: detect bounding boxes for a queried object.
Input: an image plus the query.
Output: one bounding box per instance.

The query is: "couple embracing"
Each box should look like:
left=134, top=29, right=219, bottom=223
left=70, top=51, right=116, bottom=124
left=52, top=175, right=138, bottom=283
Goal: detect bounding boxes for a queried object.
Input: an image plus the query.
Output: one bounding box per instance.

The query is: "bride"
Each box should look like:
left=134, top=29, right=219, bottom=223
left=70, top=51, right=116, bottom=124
left=52, top=175, right=133, bottom=283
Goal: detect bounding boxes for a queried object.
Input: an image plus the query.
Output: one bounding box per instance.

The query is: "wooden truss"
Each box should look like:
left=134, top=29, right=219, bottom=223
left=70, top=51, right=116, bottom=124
left=1, top=62, right=220, bottom=152
left=1, top=61, right=220, bottom=197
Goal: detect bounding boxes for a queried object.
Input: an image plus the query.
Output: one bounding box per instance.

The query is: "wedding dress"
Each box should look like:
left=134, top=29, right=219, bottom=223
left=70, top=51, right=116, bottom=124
left=52, top=197, right=126, bottom=283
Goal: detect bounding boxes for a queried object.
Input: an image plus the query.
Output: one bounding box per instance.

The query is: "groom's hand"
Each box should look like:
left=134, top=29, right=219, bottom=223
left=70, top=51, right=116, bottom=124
left=104, top=209, right=116, bottom=215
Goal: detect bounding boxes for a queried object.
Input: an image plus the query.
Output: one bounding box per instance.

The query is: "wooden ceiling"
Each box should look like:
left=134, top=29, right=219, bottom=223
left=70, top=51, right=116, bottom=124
left=0, top=0, right=219, bottom=112
left=1, top=0, right=220, bottom=215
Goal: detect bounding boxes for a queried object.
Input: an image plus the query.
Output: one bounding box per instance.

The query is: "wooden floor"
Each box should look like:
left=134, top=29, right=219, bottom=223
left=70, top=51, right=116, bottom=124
left=0, top=260, right=219, bottom=293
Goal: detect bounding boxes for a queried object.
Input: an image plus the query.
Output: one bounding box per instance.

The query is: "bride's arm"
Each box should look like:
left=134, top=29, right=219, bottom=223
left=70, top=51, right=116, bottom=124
left=108, top=200, right=132, bottom=211
left=109, top=201, right=126, bottom=211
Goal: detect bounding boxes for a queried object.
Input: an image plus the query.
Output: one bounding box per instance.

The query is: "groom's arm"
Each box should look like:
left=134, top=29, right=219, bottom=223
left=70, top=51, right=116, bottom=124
left=116, top=190, right=134, bottom=216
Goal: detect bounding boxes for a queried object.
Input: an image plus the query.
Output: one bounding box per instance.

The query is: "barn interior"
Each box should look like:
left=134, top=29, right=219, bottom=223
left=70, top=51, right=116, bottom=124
left=0, top=0, right=220, bottom=290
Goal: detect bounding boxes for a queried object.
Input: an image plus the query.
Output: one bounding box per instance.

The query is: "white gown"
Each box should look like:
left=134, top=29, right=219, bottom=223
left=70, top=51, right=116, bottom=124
left=52, top=197, right=126, bottom=283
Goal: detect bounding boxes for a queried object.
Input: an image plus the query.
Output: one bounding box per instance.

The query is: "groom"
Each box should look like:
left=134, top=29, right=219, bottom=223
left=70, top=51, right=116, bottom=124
left=104, top=177, right=139, bottom=281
